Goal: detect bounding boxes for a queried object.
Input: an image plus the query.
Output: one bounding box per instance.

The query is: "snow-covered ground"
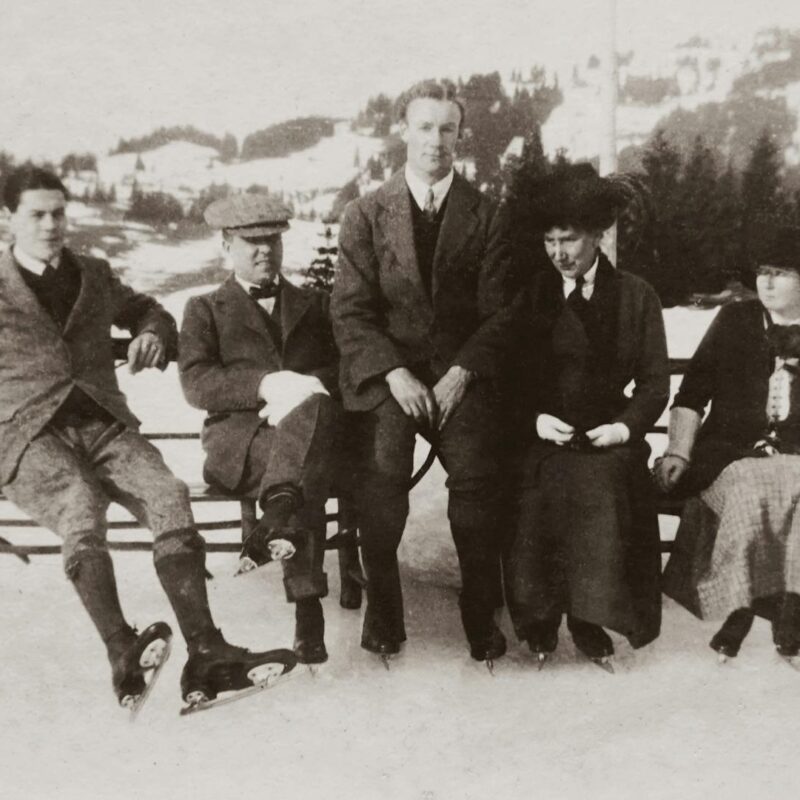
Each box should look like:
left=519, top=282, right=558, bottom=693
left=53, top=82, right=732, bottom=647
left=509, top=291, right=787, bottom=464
left=4, top=229, right=797, bottom=800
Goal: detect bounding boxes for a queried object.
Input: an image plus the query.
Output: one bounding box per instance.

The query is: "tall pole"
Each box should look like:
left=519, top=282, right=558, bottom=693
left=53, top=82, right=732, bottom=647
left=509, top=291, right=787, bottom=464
left=600, top=0, right=618, bottom=262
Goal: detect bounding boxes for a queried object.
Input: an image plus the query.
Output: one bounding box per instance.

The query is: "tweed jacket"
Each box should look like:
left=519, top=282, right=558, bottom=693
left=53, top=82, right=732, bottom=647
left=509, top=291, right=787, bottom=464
left=512, top=257, right=670, bottom=444
left=178, top=275, right=338, bottom=490
left=330, top=170, right=513, bottom=411
left=0, top=247, right=177, bottom=485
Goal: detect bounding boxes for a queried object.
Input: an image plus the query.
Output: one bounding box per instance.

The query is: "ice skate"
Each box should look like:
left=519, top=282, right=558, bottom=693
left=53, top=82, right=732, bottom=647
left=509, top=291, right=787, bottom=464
left=108, top=622, right=173, bottom=719
left=361, top=633, right=400, bottom=670
left=524, top=619, right=560, bottom=671
left=469, top=625, right=507, bottom=676
left=710, top=608, right=755, bottom=664
left=236, top=523, right=310, bottom=576
left=568, top=617, right=614, bottom=673
left=180, top=629, right=297, bottom=716
left=294, top=598, right=328, bottom=675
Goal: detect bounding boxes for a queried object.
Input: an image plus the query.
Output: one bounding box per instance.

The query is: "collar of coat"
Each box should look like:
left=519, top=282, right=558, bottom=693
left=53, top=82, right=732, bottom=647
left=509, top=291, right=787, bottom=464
left=212, top=272, right=314, bottom=345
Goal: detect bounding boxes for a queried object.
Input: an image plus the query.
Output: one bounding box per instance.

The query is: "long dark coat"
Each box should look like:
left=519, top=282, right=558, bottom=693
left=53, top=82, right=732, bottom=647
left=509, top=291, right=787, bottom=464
left=505, top=256, right=670, bottom=647
left=0, top=247, right=176, bottom=485
left=178, top=275, right=338, bottom=491
left=330, top=170, right=514, bottom=411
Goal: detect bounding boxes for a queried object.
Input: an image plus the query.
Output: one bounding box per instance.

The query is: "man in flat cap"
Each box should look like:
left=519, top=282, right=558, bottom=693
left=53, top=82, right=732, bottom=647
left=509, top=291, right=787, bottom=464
left=179, top=193, right=347, bottom=665
left=331, top=79, right=515, bottom=666
left=0, top=166, right=295, bottom=712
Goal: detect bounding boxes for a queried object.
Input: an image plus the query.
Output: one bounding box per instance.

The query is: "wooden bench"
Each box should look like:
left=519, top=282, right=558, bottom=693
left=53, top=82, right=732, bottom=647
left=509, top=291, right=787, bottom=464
left=0, top=345, right=686, bottom=573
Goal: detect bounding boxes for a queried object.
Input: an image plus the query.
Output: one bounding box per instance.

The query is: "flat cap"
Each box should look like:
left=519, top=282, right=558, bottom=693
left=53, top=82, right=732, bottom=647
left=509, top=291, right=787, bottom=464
left=203, top=194, right=292, bottom=237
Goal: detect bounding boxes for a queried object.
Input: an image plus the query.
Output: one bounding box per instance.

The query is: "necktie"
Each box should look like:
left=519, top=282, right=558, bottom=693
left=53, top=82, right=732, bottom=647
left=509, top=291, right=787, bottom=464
left=423, top=187, right=437, bottom=222
left=249, top=282, right=280, bottom=300
left=567, top=275, right=585, bottom=304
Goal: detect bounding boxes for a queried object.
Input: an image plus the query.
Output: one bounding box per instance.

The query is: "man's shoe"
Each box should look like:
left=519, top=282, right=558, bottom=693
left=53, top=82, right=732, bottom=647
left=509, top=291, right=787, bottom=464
left=360, top=632, right=401, bottom=657
left=774, top=594, right=800, bottom=658
left=524, top=618, right=561, bottom=665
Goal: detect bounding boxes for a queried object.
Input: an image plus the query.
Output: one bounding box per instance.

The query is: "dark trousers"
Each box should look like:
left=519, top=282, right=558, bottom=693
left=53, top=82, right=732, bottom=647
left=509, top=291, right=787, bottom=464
left=234, top=393, right=345, bottom=599
left=352, top=379, right=505, bottom=644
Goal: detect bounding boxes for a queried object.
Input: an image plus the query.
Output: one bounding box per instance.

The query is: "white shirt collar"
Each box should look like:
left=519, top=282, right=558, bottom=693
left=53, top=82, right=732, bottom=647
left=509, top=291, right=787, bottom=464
left=13, top=245, right=60, bottom=276
left=404, top=165, right=454, bottom=214
left=562, top=256, right=599, bottom=298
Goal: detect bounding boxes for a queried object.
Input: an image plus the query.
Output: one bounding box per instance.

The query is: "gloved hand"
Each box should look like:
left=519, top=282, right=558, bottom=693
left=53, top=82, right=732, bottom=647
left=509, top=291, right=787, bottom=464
left=586, top=422, right=630, bottom=448
left=257, top=371, right=329, bottom=426
left=536, top=413, right=575, bottom=445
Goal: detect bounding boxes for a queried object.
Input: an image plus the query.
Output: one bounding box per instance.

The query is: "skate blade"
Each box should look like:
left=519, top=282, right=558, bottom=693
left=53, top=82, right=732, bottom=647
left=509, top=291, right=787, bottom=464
left=591, top=656, right=615, bottom=674
left=717, top=653, right=729, bottom=666
left=485, top=659, right=495, bottom=676
left=179, top=662, right=295, bottom=716
left=123, top=636, right=172, bottom=721
left=380, top=654, right=392, bottom=671
left=536, top=653, right=548, bottom=671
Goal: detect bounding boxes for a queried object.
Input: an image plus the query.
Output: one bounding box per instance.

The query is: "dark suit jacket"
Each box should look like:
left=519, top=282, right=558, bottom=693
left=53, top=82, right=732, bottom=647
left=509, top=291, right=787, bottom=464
left=0, top=247, right=176, bottom=485
left=512, top=258, right=670, bottom=444
left=178, top=275, right=338, bottom=490
left=330, top=170, right=513, bottom=411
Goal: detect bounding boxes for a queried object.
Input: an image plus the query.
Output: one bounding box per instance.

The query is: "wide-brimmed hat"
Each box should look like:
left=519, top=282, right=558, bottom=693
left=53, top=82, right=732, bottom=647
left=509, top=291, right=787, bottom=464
left=526, top=162, right=627, bottom=232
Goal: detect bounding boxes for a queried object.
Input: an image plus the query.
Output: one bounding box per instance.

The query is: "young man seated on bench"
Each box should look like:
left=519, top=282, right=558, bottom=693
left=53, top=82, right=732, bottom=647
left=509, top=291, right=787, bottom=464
left=0, top=166, right=295, bottom=713
left=179, top=194, right=350, bottom=666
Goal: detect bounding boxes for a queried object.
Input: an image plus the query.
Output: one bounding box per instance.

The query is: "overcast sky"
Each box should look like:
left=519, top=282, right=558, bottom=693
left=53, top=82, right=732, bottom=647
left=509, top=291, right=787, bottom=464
left=1, top=0, right=798, bottom=159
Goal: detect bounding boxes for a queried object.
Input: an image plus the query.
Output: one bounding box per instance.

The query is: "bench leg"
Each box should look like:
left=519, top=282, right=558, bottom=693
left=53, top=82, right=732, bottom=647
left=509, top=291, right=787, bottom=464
left=336, top=497, right=365, bottom=610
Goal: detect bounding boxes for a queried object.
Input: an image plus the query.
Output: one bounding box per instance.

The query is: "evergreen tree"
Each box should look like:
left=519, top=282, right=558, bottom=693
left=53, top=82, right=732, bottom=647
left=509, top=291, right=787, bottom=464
left=304, top=224, right=337, bottom=292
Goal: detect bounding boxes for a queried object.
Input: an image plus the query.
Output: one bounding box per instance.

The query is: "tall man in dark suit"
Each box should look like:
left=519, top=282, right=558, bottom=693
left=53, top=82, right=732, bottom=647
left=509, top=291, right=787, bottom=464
left=0, top=167, right=294, bottom=711
left=331, top=79, right=514, bottom=664
left=179, top=195, right=346, bottom=665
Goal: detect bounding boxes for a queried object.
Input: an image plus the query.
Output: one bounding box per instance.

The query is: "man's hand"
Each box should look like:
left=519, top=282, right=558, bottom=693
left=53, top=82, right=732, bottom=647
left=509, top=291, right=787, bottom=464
left=586, top=422, right=630, bottom=449
left=127, top=332, right=165, bottom=374
left=258, top=371, right=329, bottom=426
left=536, top=413, right=575, bottom=445
left=386, top=367, right=437, bottom=427
left=432, top=365, right=473, bottom=431
left=653, top=455, right=689, bottom=493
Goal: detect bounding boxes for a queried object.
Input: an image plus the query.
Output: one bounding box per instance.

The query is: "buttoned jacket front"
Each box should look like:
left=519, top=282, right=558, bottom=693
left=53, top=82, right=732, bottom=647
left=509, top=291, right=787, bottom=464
left=178, top=275, right=338, bottom=489
left=331, top=170, right=513, bottom=411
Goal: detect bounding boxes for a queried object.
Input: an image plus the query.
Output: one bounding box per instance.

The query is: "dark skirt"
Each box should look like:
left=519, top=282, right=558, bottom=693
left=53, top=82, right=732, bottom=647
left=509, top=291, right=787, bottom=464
left=663, top=455, right=800, bottom=620
left=504, top=440, right=662, bottom=648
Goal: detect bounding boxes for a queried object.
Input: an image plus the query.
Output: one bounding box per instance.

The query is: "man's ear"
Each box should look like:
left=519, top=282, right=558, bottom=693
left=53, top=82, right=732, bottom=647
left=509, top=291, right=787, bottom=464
left=399, top=120, right=409, bottom=144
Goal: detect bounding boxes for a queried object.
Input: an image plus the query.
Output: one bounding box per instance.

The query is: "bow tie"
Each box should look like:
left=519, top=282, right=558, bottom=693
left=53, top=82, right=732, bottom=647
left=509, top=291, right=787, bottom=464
left=249, top=282, right=280, bottom=300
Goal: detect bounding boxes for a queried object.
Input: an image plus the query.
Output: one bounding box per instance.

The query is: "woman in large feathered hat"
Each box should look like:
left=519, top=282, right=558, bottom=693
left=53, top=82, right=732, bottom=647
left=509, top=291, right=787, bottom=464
left=503, top=162, right=669, bottom=670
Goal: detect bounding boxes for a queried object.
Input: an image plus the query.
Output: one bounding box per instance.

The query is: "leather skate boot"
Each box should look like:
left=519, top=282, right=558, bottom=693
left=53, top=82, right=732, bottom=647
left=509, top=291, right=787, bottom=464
left=710, top=608, right=755, bottom=659
left=294, top=598, right=328, bottom=665
left=460, top=598, right=507, bottom=665
left=181, top=628, right=296, bottom=702
left=568, top=616, right=614, bottom=667
left=107, top=622, right=173, bottom=707
left=524, top=617, right=561, bottom=668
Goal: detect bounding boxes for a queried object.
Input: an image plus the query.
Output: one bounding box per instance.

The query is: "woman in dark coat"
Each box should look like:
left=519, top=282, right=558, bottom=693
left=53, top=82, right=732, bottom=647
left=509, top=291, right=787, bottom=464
left=504, top=164, right=669, bottom=669
left=656, top=224, right=800, bottom=663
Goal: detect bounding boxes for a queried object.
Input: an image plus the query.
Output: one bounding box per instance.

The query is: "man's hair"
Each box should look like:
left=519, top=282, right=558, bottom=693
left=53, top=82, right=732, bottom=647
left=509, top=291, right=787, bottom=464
left=3, top=165, right=68, bottom=212
left=394, top=79, right=466, bottom=130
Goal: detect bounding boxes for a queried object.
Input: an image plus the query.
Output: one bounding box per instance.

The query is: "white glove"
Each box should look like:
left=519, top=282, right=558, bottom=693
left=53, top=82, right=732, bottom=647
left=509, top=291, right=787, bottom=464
left=257, top=371, right=329, bottom=426
left=585, top=422, right=630, bottom=448
left=536, top=413, right=575, bottom=445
